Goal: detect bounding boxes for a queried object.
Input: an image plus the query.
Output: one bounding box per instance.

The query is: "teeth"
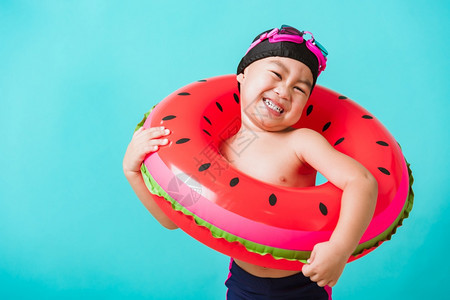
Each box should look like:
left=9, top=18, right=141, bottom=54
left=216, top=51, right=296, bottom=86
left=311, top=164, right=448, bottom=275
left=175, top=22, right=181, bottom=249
left=263, top=99, right=284, bottom=113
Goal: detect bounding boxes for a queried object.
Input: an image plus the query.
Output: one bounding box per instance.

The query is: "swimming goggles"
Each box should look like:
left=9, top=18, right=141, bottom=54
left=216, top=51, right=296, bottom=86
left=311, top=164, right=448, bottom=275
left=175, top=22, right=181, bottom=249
left=245, top=25, right=328, bottom=75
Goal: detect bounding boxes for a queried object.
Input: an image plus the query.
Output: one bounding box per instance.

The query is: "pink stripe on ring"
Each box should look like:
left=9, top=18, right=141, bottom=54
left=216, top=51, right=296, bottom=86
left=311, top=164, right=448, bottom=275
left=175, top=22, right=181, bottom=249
left=144, top=152, right=332, bottom=251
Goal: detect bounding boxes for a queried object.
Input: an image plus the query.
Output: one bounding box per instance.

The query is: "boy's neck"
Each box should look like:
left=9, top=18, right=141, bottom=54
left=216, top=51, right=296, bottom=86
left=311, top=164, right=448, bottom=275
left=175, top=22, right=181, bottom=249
left=238, top=113, right=294, bottom=134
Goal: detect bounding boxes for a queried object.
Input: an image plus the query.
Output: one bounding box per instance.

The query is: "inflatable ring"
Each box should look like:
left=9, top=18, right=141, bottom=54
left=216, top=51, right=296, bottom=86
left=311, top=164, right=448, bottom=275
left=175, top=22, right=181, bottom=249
left=138, top=75, right=413, bottom=270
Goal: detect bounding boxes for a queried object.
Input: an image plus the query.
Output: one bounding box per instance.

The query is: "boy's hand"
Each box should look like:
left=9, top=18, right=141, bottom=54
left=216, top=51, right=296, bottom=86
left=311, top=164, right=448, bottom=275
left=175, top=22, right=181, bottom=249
left=301, top=241, right=351, bottom=287
left=123, top=126, right=170, bottom=176
left=122, top=126, right=177, bottom=229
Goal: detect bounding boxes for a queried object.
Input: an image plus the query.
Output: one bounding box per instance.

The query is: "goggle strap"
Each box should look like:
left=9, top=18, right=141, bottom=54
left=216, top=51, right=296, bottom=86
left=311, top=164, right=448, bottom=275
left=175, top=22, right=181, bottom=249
left=305, top=40, right=327, bottom=73
left=245, top=27, right=327, bottom=73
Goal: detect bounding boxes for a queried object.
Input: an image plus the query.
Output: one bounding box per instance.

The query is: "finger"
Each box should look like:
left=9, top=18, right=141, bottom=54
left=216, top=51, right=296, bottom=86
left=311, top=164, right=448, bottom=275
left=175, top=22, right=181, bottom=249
left=152, top=138, right=170, bottom=146
left=147, top=145, right=159, bottom=152
left=134, top=128, right=164, bottom=142
left=142, top=127, right=171, bottom=140
left=327, top=280, right=336, bottom=288
left=305, top=267, right=320, bottom=280
left=309, top=274, right=321, bottom=283
left=144, top=138, right=170, bottom=152
left=133, top=126, right=145, bottom=136
left=317, top=280, right=328, bottom=287
left=307, top=250, right=316, bottom=264
left=302, top=263, right=312, bottom=277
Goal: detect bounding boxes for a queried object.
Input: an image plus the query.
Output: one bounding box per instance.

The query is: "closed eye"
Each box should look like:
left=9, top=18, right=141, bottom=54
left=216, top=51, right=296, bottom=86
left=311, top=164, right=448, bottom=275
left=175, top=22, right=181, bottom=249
left=294, top=86, right=305, bottom=93
left=271, top=71, right=282, bottom=79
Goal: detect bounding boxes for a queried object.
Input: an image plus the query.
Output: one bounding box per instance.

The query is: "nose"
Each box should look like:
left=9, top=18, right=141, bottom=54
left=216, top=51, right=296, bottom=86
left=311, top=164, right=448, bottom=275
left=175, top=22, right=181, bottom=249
left=274, top=83, right=290, bottom=100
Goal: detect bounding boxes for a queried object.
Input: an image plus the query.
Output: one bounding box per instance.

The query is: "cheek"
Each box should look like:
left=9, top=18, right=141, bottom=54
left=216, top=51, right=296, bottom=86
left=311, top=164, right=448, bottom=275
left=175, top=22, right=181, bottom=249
left=258, top=73, right=276, bottom=87
left=240, top=86, right=261, bottom=110
left=241, top=80, right=264, bottom=100
left=291, top=98, right=308, bottom=114
left=240, top=72, right=276, bottom=103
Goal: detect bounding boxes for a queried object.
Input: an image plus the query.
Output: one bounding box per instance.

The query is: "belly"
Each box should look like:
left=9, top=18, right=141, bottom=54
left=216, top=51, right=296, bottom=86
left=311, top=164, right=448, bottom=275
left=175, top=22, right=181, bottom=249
left=234, top=259, right=302, bottom=278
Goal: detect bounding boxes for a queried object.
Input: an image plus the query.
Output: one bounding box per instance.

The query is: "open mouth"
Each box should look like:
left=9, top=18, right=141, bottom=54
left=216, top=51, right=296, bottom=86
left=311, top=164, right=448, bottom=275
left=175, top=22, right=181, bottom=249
left=263, top=98, right=284, bottom=114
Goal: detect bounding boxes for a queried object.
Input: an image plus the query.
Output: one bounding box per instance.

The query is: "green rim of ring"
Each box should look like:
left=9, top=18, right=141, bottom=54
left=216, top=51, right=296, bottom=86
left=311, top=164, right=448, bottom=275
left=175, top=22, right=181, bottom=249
left=141, top=163, right=310, bottom=262
left=136, top=108, right=414, bottom=262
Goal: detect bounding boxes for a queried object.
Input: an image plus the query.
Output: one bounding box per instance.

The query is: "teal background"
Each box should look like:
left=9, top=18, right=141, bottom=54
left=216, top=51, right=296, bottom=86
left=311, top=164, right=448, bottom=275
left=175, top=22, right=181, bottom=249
left=1, top=0, right=448, bottom=299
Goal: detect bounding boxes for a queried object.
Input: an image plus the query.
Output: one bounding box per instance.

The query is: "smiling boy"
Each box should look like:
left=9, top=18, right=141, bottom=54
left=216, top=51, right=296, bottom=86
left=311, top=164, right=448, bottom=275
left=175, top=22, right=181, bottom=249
left=123, top=25, right=378, bottom=299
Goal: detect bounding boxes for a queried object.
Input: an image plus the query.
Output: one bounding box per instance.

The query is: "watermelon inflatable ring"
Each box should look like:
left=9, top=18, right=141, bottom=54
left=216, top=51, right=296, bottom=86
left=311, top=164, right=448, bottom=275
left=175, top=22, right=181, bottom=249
left=137, top=75, right=413, bottom=270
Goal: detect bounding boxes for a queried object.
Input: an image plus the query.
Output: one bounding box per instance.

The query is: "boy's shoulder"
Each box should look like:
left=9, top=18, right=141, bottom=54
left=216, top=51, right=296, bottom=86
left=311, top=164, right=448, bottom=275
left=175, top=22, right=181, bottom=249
left=286, top=127, right=331, bottom=153
left=287, top=127, right=324, bottom=140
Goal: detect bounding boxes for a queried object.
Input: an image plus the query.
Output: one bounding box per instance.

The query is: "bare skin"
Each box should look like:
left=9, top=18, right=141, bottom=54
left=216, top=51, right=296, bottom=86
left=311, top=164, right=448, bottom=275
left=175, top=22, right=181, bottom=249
left=123, top=126, right=178, bottom=229
left=123, top=56, right=378, bottom=288
left=220, top=129, right=317, bottom=279
left=221, top=57, right=378, bottom=286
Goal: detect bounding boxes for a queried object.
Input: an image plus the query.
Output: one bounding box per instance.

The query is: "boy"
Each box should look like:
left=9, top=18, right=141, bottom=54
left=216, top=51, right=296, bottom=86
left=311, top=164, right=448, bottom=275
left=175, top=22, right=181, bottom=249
left=123, top=25, right=378, bottom=299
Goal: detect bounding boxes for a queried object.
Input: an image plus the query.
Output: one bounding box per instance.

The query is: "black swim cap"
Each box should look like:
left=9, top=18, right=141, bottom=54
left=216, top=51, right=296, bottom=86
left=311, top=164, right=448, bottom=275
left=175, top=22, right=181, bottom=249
left=237, top=27, right=321, bottom=90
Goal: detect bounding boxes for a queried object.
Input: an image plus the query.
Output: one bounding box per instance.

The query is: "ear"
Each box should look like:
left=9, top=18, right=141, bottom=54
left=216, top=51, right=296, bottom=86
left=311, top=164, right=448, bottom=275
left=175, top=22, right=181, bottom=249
left=237, top=73, right=244, bottom=83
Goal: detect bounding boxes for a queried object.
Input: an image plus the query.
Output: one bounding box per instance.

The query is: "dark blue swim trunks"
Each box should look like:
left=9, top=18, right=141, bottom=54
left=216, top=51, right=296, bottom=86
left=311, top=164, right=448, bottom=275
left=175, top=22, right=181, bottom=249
left=225, top=260, right=331, bottom=300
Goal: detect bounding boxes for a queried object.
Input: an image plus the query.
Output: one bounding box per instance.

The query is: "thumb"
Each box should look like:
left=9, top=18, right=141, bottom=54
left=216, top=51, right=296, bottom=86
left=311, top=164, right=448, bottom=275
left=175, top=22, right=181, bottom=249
left=302, top=262, right=310, bottom=276
left=302, top=251, right=316, bottom=276
left=308, top=249, right=316, bottom=265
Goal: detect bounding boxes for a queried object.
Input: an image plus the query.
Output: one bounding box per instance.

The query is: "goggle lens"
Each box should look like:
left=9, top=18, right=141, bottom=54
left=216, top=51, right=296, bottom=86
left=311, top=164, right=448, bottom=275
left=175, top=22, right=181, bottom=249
left=313, top=40, right=328, bottom=57
left=280, top=25, right=303, bottom=36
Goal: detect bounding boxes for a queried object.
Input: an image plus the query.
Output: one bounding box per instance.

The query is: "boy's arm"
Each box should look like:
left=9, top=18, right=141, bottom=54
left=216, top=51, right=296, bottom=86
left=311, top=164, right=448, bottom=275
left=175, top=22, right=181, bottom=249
left=123, top=126, right=179, bottom=230
left=291, top=129, right=378, bottom=287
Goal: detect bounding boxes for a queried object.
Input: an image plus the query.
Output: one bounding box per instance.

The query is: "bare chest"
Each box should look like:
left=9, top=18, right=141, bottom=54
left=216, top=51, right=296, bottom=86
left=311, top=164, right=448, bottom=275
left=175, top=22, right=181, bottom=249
left=220, top=135, right=315, bottom=187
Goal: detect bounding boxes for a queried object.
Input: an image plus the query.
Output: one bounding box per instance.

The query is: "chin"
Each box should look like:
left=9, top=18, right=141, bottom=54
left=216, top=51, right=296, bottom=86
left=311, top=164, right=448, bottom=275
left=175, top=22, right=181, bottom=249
left=260, top=123, right=290, bottom=132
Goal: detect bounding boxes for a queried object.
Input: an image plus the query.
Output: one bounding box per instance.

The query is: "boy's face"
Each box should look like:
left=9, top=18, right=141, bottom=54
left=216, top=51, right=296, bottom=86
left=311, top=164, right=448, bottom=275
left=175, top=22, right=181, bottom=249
left=237, top=56, right=313, bottom=132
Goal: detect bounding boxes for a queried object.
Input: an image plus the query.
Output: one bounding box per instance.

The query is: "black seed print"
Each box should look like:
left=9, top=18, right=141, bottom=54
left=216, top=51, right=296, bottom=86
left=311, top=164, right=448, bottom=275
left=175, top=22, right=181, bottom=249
left=378, top=167, right=391, bottom=175
left=178, top=92, right=190, bottom=96
left=162, top=115, right=176, bottom=121
left=269, top=194, right=277, bottom=206
left=362, top=115, right=374, bottom=119
left=203, top=129, right=211, bottom=136
left=306, top=105, right=313, bottom=116
left=230, top=177, right=239, bottom=187
left=176, top=138, right=190, bottom=144
left=197, top=79, right=207, bottom=82
left=234, top=93, right=240, bottom=104
left=216, top=102, right=223, bottom=112
left=376, top=141, right=389, bottom=146
left=319, top=203, right=328, bottom=216
left=199, top=163, right=211, bottom=172
left=203, top=116, right=212, bottom=125
left=334, top=137, right=345, bottom=146
left=338, top=95, right=348, bottom=100
left=322, top=122, right=331, bottom=132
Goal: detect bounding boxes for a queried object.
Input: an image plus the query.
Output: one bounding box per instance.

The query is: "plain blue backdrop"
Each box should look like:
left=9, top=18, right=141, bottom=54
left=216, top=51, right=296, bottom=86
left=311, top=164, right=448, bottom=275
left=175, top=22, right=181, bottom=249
left=1, top=1, right=449, bottom=299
